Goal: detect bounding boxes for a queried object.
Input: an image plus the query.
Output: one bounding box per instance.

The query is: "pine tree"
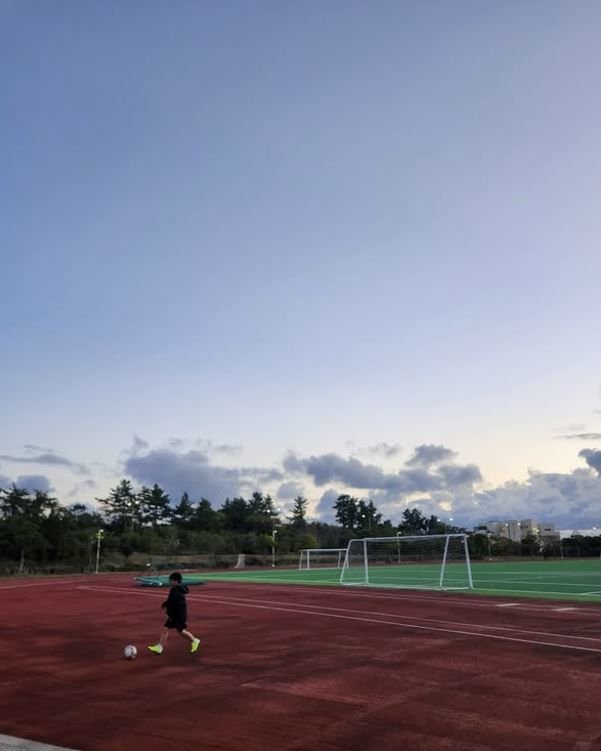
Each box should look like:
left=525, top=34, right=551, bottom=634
left=172, top=491, right=194, bottom=527
left=334, top=495, right=359, bottom=529
left=139, top=484, right=171, bottom=528
left=289, top=496, right=308, bottom=528
left=97, top=479, right=139, bottom=531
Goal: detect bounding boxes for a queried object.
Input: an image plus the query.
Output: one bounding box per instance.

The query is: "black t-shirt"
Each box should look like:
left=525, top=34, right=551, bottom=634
left=163, top=584, right=189, bottom=620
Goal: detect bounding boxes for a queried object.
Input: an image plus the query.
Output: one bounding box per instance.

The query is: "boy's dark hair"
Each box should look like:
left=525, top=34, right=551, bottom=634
left=169, top=571, right=182, bottom=583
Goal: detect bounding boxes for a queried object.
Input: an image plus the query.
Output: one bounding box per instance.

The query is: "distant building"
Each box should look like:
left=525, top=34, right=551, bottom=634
left=559, top=528, right=601, bottom=539
left=539, top=523, right=560, bottom=544
left=484, top=519, right=559, bottom=543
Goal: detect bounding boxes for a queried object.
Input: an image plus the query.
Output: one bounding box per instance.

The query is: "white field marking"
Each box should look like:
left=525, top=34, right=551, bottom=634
left=203, top=571, right=601, bottom=594
left=204, top=571, right=601, bottom=586
left=474, top=578, right=601, bottom=588
left=203, top=575, right=340, bottom=586
left=554, top=608, right=579, bottom=612
left=496, top=603, right=521, bottom=607
left=475, top=586, right=601, bottom=597
left=78, top=585, right=601, bottom=649
left=474, top=571, right=601, bottom=577
left=475, top=570, right=601, bottom=577
left=136, top=573, right=579, bottom=596
left=345, top=581, right=601, bottom=597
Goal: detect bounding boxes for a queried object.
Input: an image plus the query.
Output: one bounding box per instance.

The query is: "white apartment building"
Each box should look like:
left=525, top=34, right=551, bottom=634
left=484, top=519, right=559, bottom=542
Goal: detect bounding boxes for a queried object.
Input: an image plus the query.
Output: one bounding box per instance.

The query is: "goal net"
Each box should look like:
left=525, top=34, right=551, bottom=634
left=298, top=548, right=347, bottom=570
left=340, top=534, right=473, bottom=590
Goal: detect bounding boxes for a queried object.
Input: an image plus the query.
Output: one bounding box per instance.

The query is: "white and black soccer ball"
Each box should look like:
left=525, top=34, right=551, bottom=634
left=123, top=645, right=137, bottom=660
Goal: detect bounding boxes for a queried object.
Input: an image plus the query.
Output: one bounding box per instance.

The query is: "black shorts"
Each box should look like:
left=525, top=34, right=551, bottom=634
left=165, top=617, right=187, bottom=632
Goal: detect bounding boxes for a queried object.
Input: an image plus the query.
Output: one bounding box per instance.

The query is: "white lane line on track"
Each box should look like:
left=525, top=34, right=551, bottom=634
left=228, top=585, right=601, bottom=616
left=496, top=603, right=521, bottom=607
left=0, top=579, right=82, bottom=590
left=192, top=592, right=601, bottom=642
left=237, top=585, right=601, bottom=615
left=193, top=592, right=601, bottom=643
left=78, top=584, right=601, bottom=653
left=79, top=577, right=601, bottom=616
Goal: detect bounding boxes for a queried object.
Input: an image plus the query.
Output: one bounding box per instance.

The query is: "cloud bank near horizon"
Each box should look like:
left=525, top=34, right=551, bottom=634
left=117, top=438, right=601, bottom=529
left=2, top=437, right=601, bottom=529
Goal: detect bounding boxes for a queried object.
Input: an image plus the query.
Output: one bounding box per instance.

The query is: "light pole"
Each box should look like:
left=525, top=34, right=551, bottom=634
left=396, top=531, right=401, bottom=563
left=486, top=532, right=492, bottom=561
left=271, top=529, right=278, bottom=568
left=94, top=529, right=104, bottom=575
left=271, top=508, right=282, bottom=567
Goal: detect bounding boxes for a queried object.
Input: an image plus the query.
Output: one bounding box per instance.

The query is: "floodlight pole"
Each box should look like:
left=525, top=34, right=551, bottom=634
left=271, top=508, right=281, bottom=568
left=95, top=529, right=104, bottom=575
left=271, top=529, right=277, bottom=567
left=396, top=531, right=401, bottom=563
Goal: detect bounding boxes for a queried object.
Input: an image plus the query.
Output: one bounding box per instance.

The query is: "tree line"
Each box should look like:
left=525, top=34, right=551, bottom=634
left=3, top=479, right=590, bottom=573
left=0, top=479, right=464, bottom=572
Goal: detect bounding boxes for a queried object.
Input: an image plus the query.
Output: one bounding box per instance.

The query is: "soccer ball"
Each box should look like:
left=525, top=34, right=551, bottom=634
left=123, top=645, right=137, bottom=660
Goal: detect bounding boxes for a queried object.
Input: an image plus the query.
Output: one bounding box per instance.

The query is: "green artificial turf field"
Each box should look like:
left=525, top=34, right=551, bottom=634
left=134, top=559, right=601, bottom=603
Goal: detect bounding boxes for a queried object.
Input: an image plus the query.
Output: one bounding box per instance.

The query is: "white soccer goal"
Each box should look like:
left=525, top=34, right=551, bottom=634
left=298, top=548, right=347, bottom=570
left=340, top=534, right=473, bottom=590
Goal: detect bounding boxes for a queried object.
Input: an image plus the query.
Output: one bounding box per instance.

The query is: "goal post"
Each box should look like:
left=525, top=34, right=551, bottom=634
left=340, top=534, right=473, bottom=590
left=298, top=548, right=347, bottom=570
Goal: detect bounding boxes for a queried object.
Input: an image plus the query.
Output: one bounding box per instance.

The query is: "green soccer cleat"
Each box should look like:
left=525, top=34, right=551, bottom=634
left=148, top=644, right=163, bottom=654
left=190, top=638, right=200, bottom=654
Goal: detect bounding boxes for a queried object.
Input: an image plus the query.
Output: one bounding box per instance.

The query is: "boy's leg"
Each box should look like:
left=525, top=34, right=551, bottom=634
left=158, top=628, right=170, bottom=646
left=180, top=628, right=200, bottom=653
left=148, top=628, right=169, bottom=654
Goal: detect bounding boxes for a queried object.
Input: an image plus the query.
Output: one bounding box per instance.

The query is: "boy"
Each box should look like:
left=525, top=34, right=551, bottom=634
left=148, top=572, right=200, bottom=655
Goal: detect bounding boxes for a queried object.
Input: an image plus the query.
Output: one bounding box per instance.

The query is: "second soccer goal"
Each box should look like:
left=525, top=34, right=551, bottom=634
left=340, top=534, right=473, bottom=590
left=298, top=548, right=347, bottom=570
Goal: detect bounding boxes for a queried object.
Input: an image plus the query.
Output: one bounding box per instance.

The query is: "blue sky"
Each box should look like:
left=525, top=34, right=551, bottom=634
left=1, top=0, right=601, bottom=527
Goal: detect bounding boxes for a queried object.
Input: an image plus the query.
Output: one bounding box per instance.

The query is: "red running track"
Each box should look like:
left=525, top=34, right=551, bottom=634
left=2, top=574, right=601, bottom=751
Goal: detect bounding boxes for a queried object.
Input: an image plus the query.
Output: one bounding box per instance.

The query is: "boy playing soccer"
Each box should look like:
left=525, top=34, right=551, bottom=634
left=148, top=572, right=200, bottom=655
